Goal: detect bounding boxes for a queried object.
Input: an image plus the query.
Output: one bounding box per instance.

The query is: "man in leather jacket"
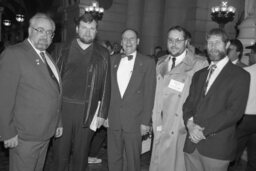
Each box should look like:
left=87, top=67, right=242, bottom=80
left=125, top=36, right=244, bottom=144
left=50, top=12, right=111, bottom=171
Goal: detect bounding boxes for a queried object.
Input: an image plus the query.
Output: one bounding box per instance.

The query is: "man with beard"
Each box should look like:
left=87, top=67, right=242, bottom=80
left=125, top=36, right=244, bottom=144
left=150, top=26, right=208, bottom=171
left=183, top=28, right=250, bottom=171
left=0, top=13, right=62, bottom=171
left=51, top=13, right=110, bottom=171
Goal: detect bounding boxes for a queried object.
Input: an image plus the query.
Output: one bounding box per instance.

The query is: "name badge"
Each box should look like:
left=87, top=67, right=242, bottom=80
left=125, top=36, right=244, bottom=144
left=168, top=79, right=185, bottom=92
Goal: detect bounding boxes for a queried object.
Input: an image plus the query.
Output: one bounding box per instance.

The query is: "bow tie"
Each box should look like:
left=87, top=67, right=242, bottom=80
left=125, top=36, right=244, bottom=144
left=121, top=53, right=133, bottom=60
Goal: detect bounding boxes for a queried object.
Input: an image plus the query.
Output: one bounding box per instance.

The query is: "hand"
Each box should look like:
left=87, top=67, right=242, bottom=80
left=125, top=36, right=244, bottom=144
left=55, top=127, right=63, bottom=138
left=140, top=124, right=150, bottom=136
left=96, top=117, right=105, bottom=128
left=4, top=135, right=18, bottom=148
left=187, top=120, right=205, bottom=144
left=103, top=118, right=109, bottom=128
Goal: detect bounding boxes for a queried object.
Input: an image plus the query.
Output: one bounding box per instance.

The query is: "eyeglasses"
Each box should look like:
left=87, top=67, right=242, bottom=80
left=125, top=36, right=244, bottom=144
left=31, top=27, right=55, bottom=38
left=168, top=38, right=185, bottom=45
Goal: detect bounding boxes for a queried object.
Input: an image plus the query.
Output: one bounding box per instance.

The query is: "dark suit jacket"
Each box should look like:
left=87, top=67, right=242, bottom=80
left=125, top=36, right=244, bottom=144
left=108, top=53, right=156, bottom=132
left=236, top=60, right=247, bottom=68
left=0, top=39, right=62, bottom=142
left=183, top=61, right=250, bottom=160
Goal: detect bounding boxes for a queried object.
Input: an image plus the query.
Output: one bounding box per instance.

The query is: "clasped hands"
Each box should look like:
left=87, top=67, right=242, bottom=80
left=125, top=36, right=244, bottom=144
left=187, top=120, right=206, bottom=144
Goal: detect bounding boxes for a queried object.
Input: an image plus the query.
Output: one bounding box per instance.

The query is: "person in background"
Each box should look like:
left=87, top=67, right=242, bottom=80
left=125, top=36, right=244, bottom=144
left=112, top=42, right=122, bottom=54
left=227, top=39, right=247, bottom=67
left=0, top=13, right=62, bottom=171
left=150, top=25, right=208, bottom=171
left=107, top=28, right=156, bottom=171
left=51, top=12, right=110, bottom=171
left=229, top=42, right=256, bottom=171
left=183, top=28, right=250, bottom=171
left=101, top=40, right=114, bottom=56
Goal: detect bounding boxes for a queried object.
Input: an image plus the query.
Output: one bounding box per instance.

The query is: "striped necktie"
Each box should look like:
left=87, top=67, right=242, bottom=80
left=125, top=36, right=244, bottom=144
left=203, top=64, right=217, bottom=95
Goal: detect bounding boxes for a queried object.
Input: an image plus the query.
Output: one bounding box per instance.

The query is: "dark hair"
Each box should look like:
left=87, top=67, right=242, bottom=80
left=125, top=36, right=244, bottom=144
left=75, top=13, right=98, bottom=26
left=206, top=28, right=229, bottom=44
left=101, top=40, right=113, bottom=49
left=121, top=28, right=139, bottom=39
left=229, top=39, right=243, bottom=60
left=167, top=26, right=188, bottom=40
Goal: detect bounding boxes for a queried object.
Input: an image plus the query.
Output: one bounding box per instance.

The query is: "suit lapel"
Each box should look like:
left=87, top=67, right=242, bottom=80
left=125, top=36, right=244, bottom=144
left=23, top=40, right=60, bottom=93
left=122, top=53, right=143, bottom=99
left=205, top=62, right=231, bottom=97
left=112, top=54, right=122, bottom=98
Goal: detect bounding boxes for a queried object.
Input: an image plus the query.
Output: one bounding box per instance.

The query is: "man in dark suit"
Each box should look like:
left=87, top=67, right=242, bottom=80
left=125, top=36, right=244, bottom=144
left=0, top=13, right=62, bottom=171
left=107, top=28, right=156, bottom=171
left=228, top=39, right=247, bottom=67
left=183, top=28, right=250, bottom=171
left=51, top=13, right=110, bottom=171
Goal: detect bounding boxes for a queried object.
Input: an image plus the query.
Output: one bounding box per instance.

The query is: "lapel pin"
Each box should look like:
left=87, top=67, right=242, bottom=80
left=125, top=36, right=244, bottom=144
left=36, top=59, right=40, bottom=65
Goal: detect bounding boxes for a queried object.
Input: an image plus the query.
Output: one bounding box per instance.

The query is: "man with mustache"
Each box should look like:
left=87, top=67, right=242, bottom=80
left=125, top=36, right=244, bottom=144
left=150, top=26, right=208, bottom=171
left=183, top=28, right=250, bottom=171
left=50, top=12, right=110, bottom=171
left=0, top=13, right=62, bottom=171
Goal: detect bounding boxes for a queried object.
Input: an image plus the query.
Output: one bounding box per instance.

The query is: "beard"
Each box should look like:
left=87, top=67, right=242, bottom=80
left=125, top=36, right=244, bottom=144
left=208, top=48, right=226, bottom=62
left=78, top=36, right=94, bottom=45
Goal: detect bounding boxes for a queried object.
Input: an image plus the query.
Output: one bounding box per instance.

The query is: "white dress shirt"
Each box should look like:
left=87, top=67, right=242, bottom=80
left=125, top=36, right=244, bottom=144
left=168, top=50, right=186, bottom=71
left=244, top=64, right=256, bottom=114
left=206, top=56, right=229, bottom=93
left=117, top=51, right=137, bottom=98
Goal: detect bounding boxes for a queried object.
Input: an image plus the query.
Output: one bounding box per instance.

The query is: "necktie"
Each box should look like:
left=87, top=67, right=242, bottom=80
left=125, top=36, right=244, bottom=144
left=171, top=57, right=176, bottom=70
left=121, top=53, right=133, bottom=60
left=203, top=64, right=217, bottom=95
left=40, top=52, right=59, bottom=91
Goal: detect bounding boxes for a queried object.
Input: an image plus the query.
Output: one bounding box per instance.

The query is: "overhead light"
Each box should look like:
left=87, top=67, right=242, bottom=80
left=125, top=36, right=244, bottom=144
left=16, top=14, right=25, bottom=23
left=211, top=1, right=236, bottom=29
left=85, top=0, right=104, bottom=20
left=3, top=19, right=11, bottom=26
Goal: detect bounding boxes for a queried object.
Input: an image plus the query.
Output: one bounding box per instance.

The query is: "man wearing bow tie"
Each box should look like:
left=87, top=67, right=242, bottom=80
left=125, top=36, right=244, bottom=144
left=0, top=13, right=62, bottom=171
left=107, top=28, right=156, bottom=171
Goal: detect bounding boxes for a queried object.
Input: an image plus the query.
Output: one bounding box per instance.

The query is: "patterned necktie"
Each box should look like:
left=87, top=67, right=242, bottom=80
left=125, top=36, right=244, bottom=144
left=121, top=53, right=133, bottom=60
left=203, top=64, right=217, bottom=95
left=40, top=52, right=59, bottom=91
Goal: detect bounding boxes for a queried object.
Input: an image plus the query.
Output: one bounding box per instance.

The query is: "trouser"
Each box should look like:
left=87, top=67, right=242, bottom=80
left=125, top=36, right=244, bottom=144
left=51, top=102, right=94, bottom=171
left=9, top=138, right=49, bottom=171
left=107, top=129, right=142, bottom=171
left=89, top=127, right=107, bottom=157
left=231, top=115, right=256, bottom=171
left=185, top=149, right=229, bottom=171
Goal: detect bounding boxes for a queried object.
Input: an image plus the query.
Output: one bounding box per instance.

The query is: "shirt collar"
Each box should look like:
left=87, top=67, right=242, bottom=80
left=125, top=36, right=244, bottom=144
left=209, top=56, right=229, bottom=70
left=232, top=59, right=239, bottom=64
left=170, top=49, right=186, bottom=65
left=122, top=51, right=137, bottom=61
left=27, top=38, right=46, bottom=55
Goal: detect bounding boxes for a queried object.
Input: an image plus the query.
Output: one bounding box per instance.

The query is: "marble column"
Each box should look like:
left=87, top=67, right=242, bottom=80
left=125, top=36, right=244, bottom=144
left=0, top=7, right=4, bottom=42
left=126, top=0, right=144, bottom=33
left=140, top=0, right=165, bottom=55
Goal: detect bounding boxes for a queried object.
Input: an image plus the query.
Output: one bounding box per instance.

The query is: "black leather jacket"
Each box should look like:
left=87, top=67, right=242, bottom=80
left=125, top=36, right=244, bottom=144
left=53, top=41, right=111, bottom=127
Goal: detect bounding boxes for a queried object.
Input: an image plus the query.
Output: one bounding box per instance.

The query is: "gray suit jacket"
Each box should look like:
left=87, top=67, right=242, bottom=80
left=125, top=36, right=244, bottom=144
left=0, top=39, right=62, bottom=141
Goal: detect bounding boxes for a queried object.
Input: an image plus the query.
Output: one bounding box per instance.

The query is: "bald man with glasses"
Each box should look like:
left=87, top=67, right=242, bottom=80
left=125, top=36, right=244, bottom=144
left=0, top=13, right=62, bottom=171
